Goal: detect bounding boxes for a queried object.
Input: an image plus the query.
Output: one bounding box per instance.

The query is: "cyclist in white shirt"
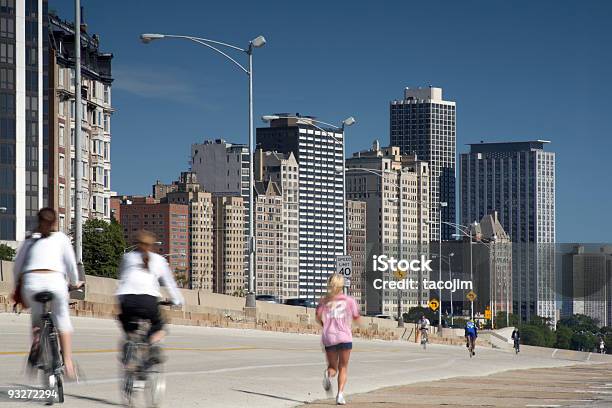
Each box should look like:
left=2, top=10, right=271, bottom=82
left=116, top=230, right=184, bottom=364
left=13, top=208, right=83, bottom=379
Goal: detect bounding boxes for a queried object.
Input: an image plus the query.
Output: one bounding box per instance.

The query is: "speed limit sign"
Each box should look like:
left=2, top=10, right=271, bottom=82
left=335, top=255, right=353, bottom=278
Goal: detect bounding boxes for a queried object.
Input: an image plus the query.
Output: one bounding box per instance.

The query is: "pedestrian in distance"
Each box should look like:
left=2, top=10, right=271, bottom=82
left=316, top=274, right=361, bottom=405
left=599, top=337, right=605, bottom=354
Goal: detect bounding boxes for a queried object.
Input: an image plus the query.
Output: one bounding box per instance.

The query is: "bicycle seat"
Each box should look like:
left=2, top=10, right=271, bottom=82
left=34, top=291, right=54, bottom=303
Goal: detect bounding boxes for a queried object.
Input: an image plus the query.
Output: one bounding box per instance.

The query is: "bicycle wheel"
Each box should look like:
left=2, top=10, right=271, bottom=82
left=48, top=327, right=64, bottom=403
left=121, top=342, right=136, bottom=407
left=146, top=367, right=165, bottom=408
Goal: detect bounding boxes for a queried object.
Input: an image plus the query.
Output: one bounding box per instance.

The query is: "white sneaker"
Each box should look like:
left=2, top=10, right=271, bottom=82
left=322, top=369, right=331, bottom=391
left=336, top=392, right=346, bottom=405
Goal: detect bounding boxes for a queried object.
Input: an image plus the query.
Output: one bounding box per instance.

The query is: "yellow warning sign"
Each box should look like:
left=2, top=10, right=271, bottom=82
left=484, top=305, right=491, bottom=320
left=428, top=299, right=440, bottom=311
left=466, top=291, right=477, bottom=302
left=394, top=269, right=407, bottom=280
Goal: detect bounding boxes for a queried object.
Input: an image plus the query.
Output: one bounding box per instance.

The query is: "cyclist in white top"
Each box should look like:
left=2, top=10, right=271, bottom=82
left=116, top=230, right=184, bottom=363
left=13, top=208, right=84, bottom=379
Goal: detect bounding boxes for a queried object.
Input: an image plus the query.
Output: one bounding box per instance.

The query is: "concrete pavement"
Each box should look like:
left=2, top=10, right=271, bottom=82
left=0, top=313, right=601, bottom=407
left=304, top=362, right=612, bottom=407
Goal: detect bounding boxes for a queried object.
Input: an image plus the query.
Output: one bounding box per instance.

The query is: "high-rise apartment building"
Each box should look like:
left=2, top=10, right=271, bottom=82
left=0, top=0, right=47, bottom=244
left=253, top=181, right=285, bottom=300
left=460, top=141, right=556, bottom=323
left=191, top=139, right=250, bottom=287
left=162, top=172, right=214, bottom=291
left=212, top=195, right=244, bottom=295
left=346, top=141, right=430, bottom=315
left=257, top=115, right=345, bottom=299
left=469, top=212, right=512, bottom=318
left=346, top=200, right=366, bottom=313
left=254, top=149, right=299, bottom=300
left=118, top=197, right=189, bottom=284
left=48, top=12, right=113, bottom=234
left=562, top=245, right=612, bottom=327
left=390, top=86, right=456, bottom=241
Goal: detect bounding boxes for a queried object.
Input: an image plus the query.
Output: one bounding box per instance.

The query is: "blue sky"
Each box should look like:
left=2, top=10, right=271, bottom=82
left=52, top=0, right=611, bottom=242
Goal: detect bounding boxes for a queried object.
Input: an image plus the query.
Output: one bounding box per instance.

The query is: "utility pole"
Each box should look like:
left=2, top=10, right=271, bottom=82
left=74, top=0, right=84, bottom=279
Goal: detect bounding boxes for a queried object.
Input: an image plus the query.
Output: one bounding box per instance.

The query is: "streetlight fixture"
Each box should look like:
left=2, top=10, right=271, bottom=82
left=0, top=207, right=6, bottom=213
left=141, top=32, right=266, bottom=309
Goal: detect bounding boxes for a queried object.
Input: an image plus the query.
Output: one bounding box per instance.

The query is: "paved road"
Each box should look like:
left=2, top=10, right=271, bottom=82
left=304, top=362, right=612, bottom=407
left=0, top=314, right=595, bottom=407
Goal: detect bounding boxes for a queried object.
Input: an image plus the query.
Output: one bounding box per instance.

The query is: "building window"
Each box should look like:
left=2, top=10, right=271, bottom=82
left=103, top=114, right=109, bottom=132
left=59, top=155, right=65, bottom=177
left=103, top=85, right=109, bottom=104
left=59, top=185, right=65, bottom=208
left=58, top=125, right=65, bottom=147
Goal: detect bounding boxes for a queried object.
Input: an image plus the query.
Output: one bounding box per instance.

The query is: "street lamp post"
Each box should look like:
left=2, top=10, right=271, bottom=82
left=74, top=0, right=84, bottom=280
left=140, top=32, right=266, bottom=309
left=438, top=202, right=447, bottom=332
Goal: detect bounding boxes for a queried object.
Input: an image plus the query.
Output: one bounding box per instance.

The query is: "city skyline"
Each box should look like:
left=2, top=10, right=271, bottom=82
left=48, top=0, right=612, bottom=242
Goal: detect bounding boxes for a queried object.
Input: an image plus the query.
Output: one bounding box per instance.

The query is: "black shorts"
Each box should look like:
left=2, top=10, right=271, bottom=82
left=118, top=294, right=163, bottom=337
left=325, top=342, right=353, bottom=352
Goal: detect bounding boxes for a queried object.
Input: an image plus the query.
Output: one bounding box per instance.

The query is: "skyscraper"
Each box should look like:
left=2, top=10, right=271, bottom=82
left=256, top=115, right=345, bottom=299
left=346, top=141, right=430, bottom=316
left=390, top=86, right=456, bottom=241
left=48, top=12, right=113, bottom=234
left=460, top=140, right=556, bottom=323
left=254, top=149, right=300, bottom=300
left=191, top=139, right=250, bottom=288
left=0, top=0, right=47, bottom=244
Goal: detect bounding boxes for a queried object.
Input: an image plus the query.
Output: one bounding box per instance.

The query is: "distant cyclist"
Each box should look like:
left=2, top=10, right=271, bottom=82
left=12, top=208, right=83, bottom=379
left=316, top=274, right=361, bottom=405
left=511, top=328, right=520, bottom=353
left=418, top=315, right=430, bottom=342
left=599, top=338, right=605, bottom=354
left=116, top=230, right=184, bottom=366
left=465, top=320, right=478, bottom=356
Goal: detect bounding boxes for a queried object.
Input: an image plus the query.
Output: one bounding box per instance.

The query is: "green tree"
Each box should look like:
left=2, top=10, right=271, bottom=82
left=82, top=218, right=126, bottom=279
left=0, top=243, right=16, bottom=261
left=571, top=331, right=597, bottom=352
left=555, top=325, right=573, bottom=349
left=405, top=306, right=436, bottom=324
left=494, top=311, right=519, bottom=329
left=558, top=314, right=599, bottom=334
left=519, top=325, right=547, bottom=347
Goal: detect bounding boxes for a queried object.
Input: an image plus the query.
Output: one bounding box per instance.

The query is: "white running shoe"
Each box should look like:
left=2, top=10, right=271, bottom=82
left=322, top=369, right=331, bottom=391
left=336, top=392, right=346, bottom=405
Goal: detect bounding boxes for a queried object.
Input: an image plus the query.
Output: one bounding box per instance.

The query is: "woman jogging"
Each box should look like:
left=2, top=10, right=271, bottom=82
left=12, top=208, right=83, bottom=379
left=316, top=274, right=361, bottom=405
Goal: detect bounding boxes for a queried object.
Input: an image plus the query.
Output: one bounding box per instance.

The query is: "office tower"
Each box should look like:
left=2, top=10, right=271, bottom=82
left=118, top=196, right=189, bottom=284
left=191, top=139, right=249, bottom=287
left=162, top=172, right=214, bottom=291
left=346, top=141, right=430, bottom=316
left=48, top=12, right=113, bottom=235
left=460, top=140, right=556, bottom=324
left=562, top=245, right=612, bottom=327
left=253, top=181, right=285, bottom=300
left=0, top=0, right=47, bottom=244
left=390, top=86, right=456, bottom=241
left=257, top=115, right=345, bottom=299
left=346, top=200, right=366, bottom=313
left=212, top=195, right=245, bottom=295
left=254, top=149, right=299, bottom=300
left=469, top=212, right=512, bottom=318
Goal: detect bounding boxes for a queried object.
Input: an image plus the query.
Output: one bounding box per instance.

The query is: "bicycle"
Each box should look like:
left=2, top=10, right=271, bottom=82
left=120, top=300, right=173, bottom=408
left=420, top=328, right=428, bottom=350
left=513, top=339, right=520, bottom=354
left=27, top=291, right=64, bottom=405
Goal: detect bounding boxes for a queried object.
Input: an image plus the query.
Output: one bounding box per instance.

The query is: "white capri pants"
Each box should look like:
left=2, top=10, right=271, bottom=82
left=22, top=272, right=73, bottom=333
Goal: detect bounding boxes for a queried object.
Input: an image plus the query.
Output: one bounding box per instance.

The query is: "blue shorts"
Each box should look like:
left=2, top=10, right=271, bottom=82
left=325, top=342, right=353, bottom=352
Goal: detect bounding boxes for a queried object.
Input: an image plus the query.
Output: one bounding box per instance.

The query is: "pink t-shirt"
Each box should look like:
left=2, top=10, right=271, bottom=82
left=316, top=294, right=360, bottom=347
